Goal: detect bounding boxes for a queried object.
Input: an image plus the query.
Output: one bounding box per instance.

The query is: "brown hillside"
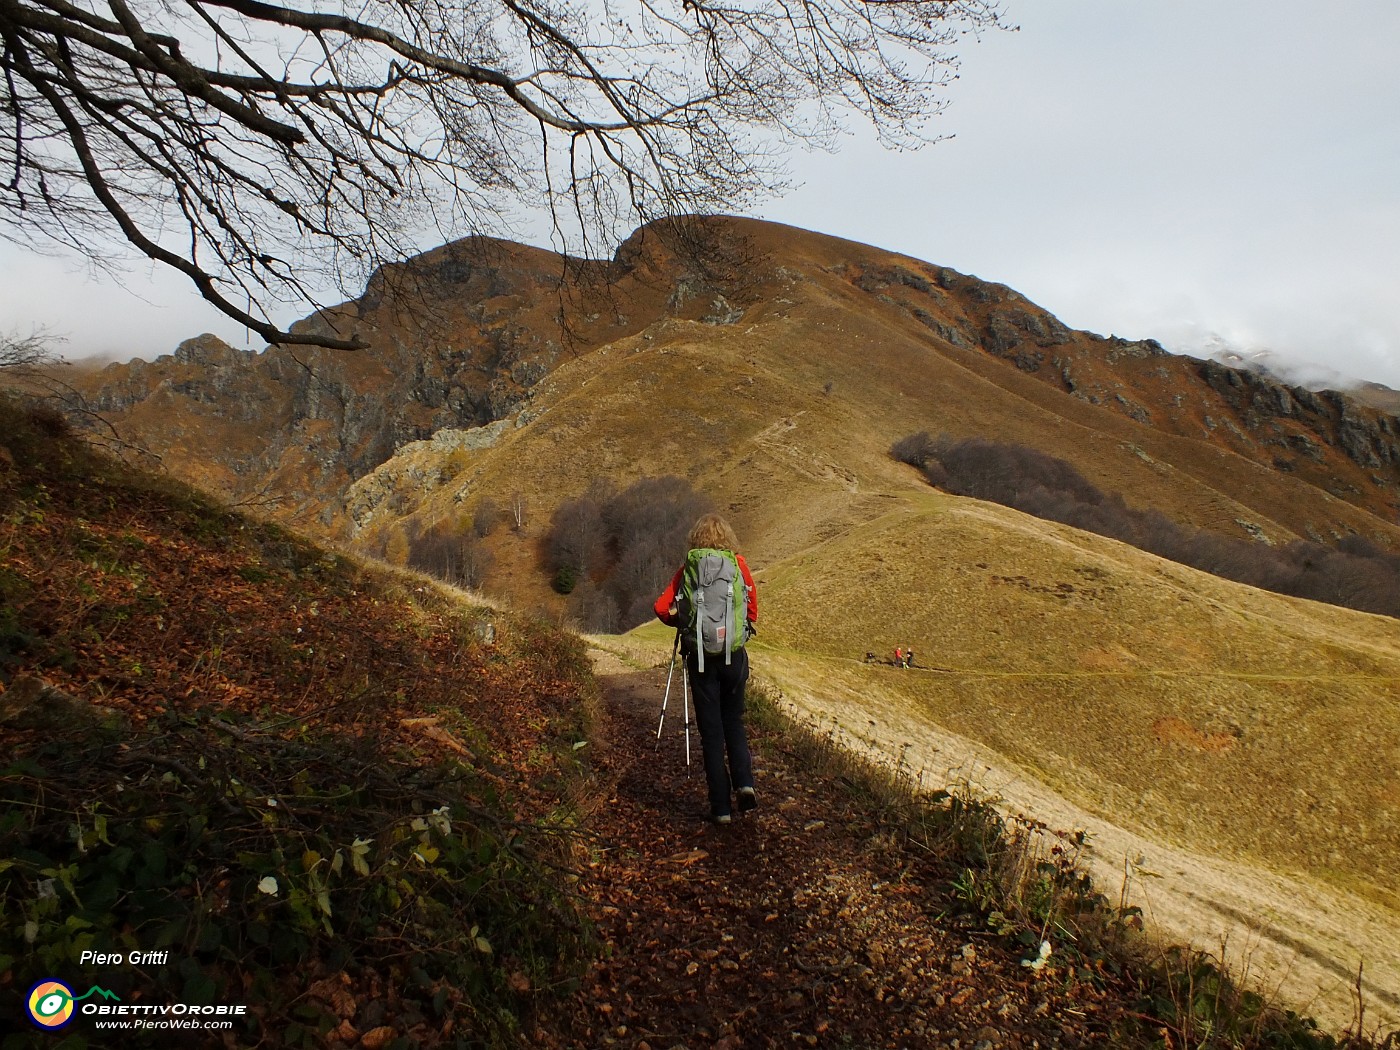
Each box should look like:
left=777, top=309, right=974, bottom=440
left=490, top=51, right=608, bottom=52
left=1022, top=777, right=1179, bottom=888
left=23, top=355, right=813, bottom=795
left=348, top=218, right=1400, bottom=576
left=35, top=216, right=1400, bottom=547
left=20, top=216, right=1400, bottom=1028
left=329, top=218, right=1400, bottom=1029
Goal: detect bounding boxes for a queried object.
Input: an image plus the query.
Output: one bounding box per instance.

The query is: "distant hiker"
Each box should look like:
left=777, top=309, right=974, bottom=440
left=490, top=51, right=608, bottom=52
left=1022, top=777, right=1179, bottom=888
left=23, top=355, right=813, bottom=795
left=905, top=647, right=915, bottom=669
left=654, top=514, right=759, bottom=825
left=894, top=646, right=903, bottom=668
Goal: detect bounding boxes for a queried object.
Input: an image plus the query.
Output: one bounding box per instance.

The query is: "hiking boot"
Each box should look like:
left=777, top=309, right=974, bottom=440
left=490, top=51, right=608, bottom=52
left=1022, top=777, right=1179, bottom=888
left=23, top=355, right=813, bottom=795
left=712, top=813, right=733, bottom=826
left=737, top=786, right=757, bottom=813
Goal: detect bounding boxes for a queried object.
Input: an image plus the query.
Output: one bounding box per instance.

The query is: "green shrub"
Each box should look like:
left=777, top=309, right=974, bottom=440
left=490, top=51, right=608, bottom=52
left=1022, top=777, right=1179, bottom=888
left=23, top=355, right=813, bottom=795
left=0, top=712, right=592, bottom=1047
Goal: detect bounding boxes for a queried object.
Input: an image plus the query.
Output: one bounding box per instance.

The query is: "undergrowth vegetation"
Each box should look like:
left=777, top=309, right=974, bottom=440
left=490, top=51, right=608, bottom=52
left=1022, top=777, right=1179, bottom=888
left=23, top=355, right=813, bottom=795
left=544, top=476, right=713, bottom=632
left=0, top=396, right=598, bottom=1048
left=404, top=518, right=496, bottom=591
left=746, top=681, right=1392, bottom=1049
left=893, top=432, right=1400, bottom=619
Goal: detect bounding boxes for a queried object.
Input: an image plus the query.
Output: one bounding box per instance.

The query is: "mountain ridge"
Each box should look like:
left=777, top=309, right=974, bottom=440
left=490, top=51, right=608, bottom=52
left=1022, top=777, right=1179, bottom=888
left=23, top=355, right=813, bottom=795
left=51, top=217, right=1400, bottom=543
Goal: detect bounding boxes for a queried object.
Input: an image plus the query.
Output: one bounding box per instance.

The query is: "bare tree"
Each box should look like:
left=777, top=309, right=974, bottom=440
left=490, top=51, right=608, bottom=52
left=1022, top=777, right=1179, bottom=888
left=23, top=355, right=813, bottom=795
left=0, top=325, right=60, bottom=373
left=472, top=496, right=502, bottom=538
left=509, top=490, right=528, bottom=532
left=0, top=325, right=152, bottom=454
left=1, top=0, right=1002, bottom=348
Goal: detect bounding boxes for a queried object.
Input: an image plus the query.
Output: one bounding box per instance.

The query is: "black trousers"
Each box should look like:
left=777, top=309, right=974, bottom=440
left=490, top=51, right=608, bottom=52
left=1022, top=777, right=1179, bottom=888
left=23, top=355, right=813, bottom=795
left=686, top=647, right=753, bottom=817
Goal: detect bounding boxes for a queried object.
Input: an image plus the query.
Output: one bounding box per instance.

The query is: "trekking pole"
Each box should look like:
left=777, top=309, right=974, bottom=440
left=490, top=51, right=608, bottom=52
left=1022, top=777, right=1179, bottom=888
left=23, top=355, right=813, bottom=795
left=655, top=630, right=681, bottom=748
left=682, top=653, right=692, bottom=769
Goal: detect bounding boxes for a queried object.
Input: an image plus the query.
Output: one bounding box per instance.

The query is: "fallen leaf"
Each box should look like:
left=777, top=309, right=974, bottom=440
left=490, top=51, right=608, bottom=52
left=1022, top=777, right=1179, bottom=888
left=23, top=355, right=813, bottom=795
left=662, top=849, right=709, bottom=866
left=359, top=1026, right=397, bottom=1050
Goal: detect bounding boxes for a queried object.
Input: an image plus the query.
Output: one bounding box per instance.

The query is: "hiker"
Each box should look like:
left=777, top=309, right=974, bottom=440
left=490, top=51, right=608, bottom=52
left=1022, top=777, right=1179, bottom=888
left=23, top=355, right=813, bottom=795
left=654, top=513, right=759, bottom=825
left=894, top=646, right=903, bottom=668
left=905, top=647, right=915, bottom=669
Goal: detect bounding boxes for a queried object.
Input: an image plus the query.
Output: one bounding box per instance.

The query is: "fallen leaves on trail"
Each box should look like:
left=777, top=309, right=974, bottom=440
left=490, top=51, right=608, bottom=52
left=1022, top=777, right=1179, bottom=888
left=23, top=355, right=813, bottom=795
left=532, top=663, right=1146, bottom=1050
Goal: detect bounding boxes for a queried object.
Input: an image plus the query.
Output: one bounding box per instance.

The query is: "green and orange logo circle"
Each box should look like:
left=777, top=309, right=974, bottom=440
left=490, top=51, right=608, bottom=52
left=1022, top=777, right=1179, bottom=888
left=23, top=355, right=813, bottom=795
left=27, top=980, right=76, bottom=1029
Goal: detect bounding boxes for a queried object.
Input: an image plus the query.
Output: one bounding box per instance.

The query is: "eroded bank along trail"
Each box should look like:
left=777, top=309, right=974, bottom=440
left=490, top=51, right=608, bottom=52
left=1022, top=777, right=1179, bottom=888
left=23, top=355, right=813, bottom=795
left=533, top=648, right=1150, bottom=1050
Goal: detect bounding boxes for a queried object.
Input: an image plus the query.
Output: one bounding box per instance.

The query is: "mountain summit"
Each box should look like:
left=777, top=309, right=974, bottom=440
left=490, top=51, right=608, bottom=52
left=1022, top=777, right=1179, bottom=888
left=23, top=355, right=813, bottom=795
left=61, top=216, right=1400, bottom=546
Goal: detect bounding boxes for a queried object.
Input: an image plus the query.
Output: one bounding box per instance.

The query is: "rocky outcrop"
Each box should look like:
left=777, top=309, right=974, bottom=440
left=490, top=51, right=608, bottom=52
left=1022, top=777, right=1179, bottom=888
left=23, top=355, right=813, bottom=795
left=840, top=252, right=1400, bottom=511
left=57, top=234, right=683, bottom=529
left=1198, top=359, right=1400, bottom=472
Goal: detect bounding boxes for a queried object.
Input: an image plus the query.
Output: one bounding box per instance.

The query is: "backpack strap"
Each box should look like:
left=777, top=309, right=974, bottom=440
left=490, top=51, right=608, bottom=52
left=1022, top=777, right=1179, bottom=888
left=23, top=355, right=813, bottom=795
left=724, top=576, right=734, bottom=666
left=694, top=582, right=705, bottom=673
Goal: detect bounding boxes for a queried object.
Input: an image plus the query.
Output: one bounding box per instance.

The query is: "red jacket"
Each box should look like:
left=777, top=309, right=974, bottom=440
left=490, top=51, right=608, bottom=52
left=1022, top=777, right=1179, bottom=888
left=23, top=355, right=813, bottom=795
left=654, top=553, right=758, bottom=627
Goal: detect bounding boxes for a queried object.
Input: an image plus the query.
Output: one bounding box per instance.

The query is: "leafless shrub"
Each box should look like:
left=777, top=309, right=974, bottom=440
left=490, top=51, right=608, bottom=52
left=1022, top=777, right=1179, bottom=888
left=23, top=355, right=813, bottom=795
left=566, top=581, right=621, bottom=634
left=545, top=495, right=607, bottom=585
left=544, top=474, right=713, bottom=631
left=405, top=520, right=494, bottom=590
left=602, top=476, right=708, bottom=552
left=473, top=498, right=503, bottom=538
left=890, top=431, right=940, bottom=469
left=930, top=435, right=1105, bottom=509
left=921, top=457, right=950, bottom=488
left=0, top=327, right=60, bottom=374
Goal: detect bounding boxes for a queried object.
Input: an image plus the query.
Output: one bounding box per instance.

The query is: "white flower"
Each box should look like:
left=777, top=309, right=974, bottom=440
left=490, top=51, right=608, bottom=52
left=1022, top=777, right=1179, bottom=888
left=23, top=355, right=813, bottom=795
left=1021, top=940, right=1052, bottom=973
left=257, top=876, right=279, bottom=896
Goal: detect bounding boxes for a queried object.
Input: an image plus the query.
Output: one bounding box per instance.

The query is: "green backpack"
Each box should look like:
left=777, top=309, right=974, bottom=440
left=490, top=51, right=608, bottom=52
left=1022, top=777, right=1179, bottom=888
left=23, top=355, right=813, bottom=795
left=679, top=547, right=748, bottom=671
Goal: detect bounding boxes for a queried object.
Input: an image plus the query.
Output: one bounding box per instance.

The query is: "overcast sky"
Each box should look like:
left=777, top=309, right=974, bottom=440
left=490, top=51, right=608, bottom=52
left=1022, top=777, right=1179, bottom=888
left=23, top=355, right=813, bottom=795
left=4, top=0, right=1399, bottom=390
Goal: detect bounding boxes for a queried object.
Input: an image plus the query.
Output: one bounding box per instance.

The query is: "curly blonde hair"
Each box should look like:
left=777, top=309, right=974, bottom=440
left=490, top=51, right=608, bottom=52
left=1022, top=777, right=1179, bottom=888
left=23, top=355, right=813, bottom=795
left=687, top=513, right=740, bottom=553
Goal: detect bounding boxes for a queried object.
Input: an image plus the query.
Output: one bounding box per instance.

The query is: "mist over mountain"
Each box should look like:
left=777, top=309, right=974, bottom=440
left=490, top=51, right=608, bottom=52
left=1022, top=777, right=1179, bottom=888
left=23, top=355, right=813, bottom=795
left=1190, top=334, right=1400, bottom=415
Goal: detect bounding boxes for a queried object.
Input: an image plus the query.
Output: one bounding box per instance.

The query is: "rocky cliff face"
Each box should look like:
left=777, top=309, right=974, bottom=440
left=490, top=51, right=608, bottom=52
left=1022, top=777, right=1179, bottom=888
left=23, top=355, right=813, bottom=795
left=838, top=254, right=1400, bottom=520
left=48, top=218, right=1400, bottom=537
left=60, top=234, right=692, bottom=525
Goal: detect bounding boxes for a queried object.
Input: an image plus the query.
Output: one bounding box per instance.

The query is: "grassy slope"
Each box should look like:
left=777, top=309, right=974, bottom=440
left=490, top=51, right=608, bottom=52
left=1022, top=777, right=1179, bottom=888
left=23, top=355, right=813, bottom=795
left=0, top=400, right=599, bottom=1048
left=758, top=491, right=1400, bottom=900
left=337, top=220, right=1400, bottom=1025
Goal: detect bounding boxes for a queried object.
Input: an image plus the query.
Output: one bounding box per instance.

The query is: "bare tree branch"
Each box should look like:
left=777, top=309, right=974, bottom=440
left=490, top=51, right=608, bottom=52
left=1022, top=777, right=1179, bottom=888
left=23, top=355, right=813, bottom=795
left=0, top=0, right=1003, bottom=347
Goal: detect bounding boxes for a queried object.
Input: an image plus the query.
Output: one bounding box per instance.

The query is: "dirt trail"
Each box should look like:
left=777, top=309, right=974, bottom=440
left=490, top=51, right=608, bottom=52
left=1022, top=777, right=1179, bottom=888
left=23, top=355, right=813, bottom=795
left=537, top=648, right=1153, bottom=1050
left=756, top=657, right=1400, bottom=1035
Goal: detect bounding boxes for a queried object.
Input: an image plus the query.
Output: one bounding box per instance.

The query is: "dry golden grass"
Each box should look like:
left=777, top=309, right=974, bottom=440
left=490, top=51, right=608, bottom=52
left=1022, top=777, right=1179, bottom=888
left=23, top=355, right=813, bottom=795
left=757, top=492, right=1400, bottom=903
